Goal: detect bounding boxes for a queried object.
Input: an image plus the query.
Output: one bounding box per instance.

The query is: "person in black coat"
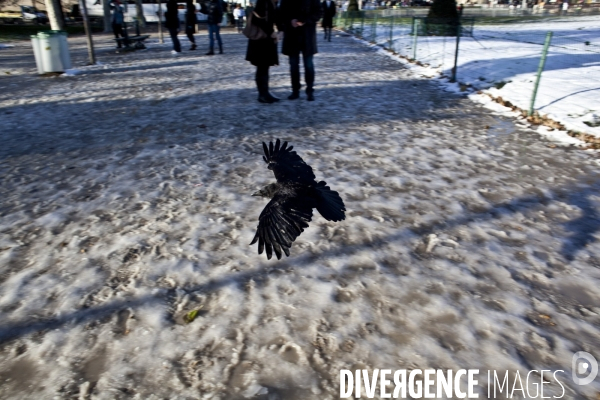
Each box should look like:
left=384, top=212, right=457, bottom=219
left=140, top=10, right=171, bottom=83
left=185, top=0, right=197, bottom=50
left=165, top=0, right=181, bottom=54
left=321, top=0, right=336, bottom=41
left=279, top=0, right=322, bottom=101
left=245, top=0, right=281, bottom=103
left=201, top=0, right=224, bottom=54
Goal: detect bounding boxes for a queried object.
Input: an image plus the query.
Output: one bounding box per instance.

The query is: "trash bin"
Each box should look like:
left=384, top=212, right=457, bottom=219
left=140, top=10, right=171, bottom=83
left=30, top=34, right=44, bottom=74
left=31, top=30, right=72, bottom=74
left=38, top=31, right=63, bottom=73
left=56, top=30, right=72, bottom=70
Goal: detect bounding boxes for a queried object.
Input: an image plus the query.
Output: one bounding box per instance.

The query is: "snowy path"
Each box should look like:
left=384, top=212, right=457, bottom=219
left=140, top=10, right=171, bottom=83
left=1, top=30, right=600, bottom=399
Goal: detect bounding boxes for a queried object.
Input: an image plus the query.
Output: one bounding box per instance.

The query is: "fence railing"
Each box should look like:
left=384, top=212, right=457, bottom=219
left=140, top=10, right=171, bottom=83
left=339, top=12, right=600, bottom=123
left=342, top=5, right=600, bottom=19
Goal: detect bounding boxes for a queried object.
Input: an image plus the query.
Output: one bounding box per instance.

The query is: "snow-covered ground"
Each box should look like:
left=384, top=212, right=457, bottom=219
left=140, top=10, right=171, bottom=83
left=356, top=16, right=600, bottom=139
left=1, top=28, right=600, bottom=399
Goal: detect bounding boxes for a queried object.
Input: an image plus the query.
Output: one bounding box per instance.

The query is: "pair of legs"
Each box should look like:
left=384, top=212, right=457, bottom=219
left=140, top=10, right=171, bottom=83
left=185, top=26, right=196, bottom=49
left=323, top=26, right=332, bottom=41
left=207, top=24, right=223, bottom=54
left=288, top=51, right=315, bottom=100
left=236, top=18, right=244, bottom=33
left=168, top=26, right=181, bottom=53
left=255, top=65, right=278, bottom=103
left=112, top=22, right=126, bottom=48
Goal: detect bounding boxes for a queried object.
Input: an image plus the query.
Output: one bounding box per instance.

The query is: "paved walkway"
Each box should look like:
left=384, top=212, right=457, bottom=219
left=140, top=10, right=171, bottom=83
left=1, top=29, right=599, bottom=399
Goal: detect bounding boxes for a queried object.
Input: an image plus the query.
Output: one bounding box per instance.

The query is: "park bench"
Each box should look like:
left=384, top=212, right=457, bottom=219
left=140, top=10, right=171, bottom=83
left=113, top=34, right=150, bottom=50
left=112, top=20, right=150, bottom=51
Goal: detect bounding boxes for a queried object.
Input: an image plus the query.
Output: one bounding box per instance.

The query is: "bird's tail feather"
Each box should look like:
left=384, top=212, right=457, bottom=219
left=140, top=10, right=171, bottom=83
left=315, top=181, right=346, bottom=222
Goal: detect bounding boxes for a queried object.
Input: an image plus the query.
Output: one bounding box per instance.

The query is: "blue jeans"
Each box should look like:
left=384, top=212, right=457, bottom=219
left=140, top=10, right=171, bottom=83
left=289, top=53, right=315, bottom=94
left=208, top=24, right=222, bottom=50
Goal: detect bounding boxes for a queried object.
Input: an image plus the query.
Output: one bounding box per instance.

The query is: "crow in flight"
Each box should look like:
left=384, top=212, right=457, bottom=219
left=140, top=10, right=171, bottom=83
left=251, top=139, right=346, bottom=260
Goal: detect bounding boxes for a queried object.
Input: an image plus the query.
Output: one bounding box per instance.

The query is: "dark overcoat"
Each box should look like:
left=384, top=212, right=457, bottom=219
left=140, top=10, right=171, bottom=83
left=165, top=0, right=180, bottom=29
left=245, top=0, right=280, bottom=66
left=279, top=0, right=322, bottom=56
left=321, top=0, right=336, bottom=28
left=185, top=7, right=197, bottom=26
left=201, top=0, right=224, bottom=25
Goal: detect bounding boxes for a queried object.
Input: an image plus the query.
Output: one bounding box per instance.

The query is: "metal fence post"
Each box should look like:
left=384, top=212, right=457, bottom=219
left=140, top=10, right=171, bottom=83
left=450, top=19, right=461, bottom=82
left=389, top=15, right=394, bottom=50
left=412, top=18, right=418, bottom=60
left=529, top=31, right=553, bottom=116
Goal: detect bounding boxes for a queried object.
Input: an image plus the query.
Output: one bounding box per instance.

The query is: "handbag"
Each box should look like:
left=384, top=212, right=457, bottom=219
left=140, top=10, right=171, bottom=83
left=243, top=11, right=268, bottom=40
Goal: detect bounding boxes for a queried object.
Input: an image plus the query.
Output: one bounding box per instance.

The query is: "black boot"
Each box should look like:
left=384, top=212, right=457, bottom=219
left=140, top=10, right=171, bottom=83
left=219, top=45, right=223, bottom=54
left=258, top=95, right=274, bottom=103
left=206, top=48, right=214, bottom=55
left=190, top=43, right=197, bottom=50
left=266, top=93, right=280, bottom=102
left=256, top=72, right=274, bottom=103
left=264, top=74, right=279, bottom=102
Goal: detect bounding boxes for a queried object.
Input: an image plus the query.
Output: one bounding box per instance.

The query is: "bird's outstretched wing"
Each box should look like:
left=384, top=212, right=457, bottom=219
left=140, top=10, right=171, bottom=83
left=314, top=181, right=346, bottom=222
left=250, top=194, right=313, bottom=260
left=263, top=139, right=316, bottom=184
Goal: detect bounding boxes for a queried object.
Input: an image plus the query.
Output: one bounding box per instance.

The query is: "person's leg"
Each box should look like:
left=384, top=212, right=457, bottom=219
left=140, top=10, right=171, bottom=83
left=256, top=65, right=270, bottom=102
left=186, top=27, right=196, bottom=47
left=263, top=65, right=278, bottom=101
left=168, top=27, right=181, bottom=52
left=174, top=27, right=181, bottom=52
left=288, top=53, right=301, bottom=99
left=207, top=24, right=215, bottom=54
left=113, top=23, right=121, bottom=47
left=303, top=51, right=315, bottom=100
left=215, top=24, right=223, bottom=53
left=255, top=65, right=265, bottom=95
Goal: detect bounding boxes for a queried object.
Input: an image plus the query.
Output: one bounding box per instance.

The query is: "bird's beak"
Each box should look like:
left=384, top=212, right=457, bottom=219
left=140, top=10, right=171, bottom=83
left=252, top=191, right=261, bottom=197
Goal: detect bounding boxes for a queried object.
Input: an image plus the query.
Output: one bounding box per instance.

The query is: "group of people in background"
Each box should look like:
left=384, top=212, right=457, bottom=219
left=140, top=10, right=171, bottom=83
left=110, top=0, right=339, bottom=102
left=246, top=0, right=337, bottom=103
left=164, top=0, right=224, bottom=55
left=233, top=4, right=246, bottom=33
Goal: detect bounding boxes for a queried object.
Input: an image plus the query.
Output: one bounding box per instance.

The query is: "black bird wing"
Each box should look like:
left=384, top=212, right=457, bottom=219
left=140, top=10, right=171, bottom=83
left=250, top=193, right=313, bottom=260
left=263, top=139, right=316, bottom=184
left=314, top=181, right=346, bottom=222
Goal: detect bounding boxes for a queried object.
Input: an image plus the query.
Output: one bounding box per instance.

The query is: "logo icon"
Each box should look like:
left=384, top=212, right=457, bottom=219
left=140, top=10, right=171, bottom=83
left=572, top=351, right=598, bottom=386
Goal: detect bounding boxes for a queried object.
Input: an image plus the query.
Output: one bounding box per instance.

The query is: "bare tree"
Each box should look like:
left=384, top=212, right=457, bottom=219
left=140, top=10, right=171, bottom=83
left=0, top=0, right=21, bottom=9
left=135, top=0, right=146, bottom=26
left=44, top=0, right=65, bottom=29
left=428, top=0, right=458, bottom=18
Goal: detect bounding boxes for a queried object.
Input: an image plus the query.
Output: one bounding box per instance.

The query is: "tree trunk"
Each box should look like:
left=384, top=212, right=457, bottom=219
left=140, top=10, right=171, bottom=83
left=135, top=0, right=146, bottom=26
left=44, top=0, right=65, bottom=30
left=427, top=0, right=458, bottom=18
left=103, top=0, right=112, bottom=33
left=79, top=0, right=96, bottom=64
left=156, top=0, right=164, bottom=43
